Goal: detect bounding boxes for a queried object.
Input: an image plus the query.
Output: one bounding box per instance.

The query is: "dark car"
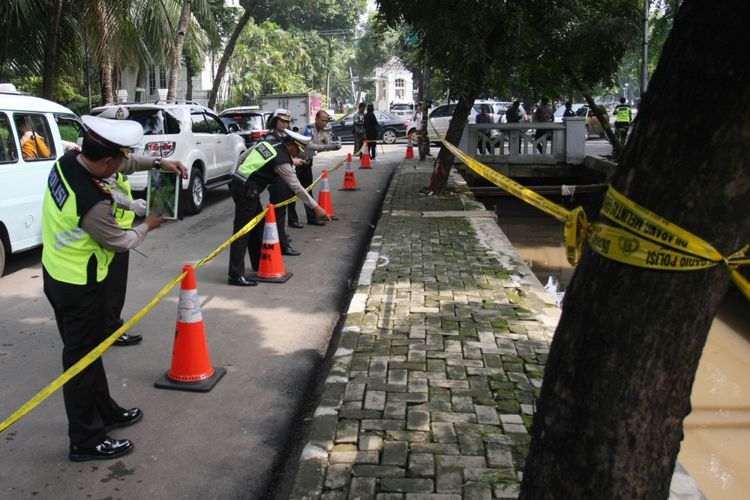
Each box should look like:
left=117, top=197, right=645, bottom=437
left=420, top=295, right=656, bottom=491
left=330, top=110, right=409, bottom=144
left=218, top=107, right=271, bottom=148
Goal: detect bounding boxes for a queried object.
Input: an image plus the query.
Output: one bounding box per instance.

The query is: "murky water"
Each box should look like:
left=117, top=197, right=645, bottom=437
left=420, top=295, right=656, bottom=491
left=490, top=197, right=750, bottom=499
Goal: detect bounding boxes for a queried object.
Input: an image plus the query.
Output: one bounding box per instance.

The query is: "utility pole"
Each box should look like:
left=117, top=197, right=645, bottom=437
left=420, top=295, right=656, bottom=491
left=641, top=0, right=649, bottom=99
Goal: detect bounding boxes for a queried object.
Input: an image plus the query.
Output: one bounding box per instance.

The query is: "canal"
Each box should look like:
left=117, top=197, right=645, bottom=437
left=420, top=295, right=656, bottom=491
left=484, top=195, right=750, bottom=499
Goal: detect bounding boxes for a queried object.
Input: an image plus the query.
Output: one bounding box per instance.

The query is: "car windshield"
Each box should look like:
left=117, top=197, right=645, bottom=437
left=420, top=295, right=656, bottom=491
left=391, top=104, right=413, bottom=111
left=126, top=109, right=181, bottom=135
left=225, top=114, right=265, bottom=133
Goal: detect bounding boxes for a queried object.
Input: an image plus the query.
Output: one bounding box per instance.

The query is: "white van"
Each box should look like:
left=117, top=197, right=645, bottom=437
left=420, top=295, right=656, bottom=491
left=0, top=85, right=85, bottom=276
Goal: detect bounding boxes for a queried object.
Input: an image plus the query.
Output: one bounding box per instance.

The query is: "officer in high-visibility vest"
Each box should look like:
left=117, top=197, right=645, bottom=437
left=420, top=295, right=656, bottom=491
left=614, top=97, right=632, bottom=143
left=227, top=130, right=328, bottom=286
left=42, top=114, right=186, bottom=462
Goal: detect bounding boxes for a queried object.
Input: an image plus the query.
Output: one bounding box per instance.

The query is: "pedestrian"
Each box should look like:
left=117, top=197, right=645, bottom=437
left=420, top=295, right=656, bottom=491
left=298, top=109, right=341, bottom=226
left=562, top=101, right=576, bottom=118
left=412, top=102, right=430, bottom=160
left=363, top=103, right=378, bottom=160
left=614, top=97, right=632, bottom=143
left=475, top=103, right=495, bottom=155
left=227, top=130, right=329, bottom=286
left=533, top=97, right=553, bottom=154
left=264, top=109, right=301, bottom=256
left=42, top=114, right=187, bottom=461
left=352, top=102, right=366, bottom=157
left=505, top=100, right=523, bottom=153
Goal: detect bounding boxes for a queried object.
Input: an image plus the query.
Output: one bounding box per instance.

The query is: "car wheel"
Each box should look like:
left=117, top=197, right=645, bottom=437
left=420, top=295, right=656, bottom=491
left=0, top=237, right=6, bottom=277
left=184, top=168, right=205, bottom=215
left=382, top=129, right=397, bottom=144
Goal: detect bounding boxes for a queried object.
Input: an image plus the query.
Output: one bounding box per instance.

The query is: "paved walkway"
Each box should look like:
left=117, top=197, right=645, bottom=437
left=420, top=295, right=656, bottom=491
left=287, top=157, right=705, bottom=499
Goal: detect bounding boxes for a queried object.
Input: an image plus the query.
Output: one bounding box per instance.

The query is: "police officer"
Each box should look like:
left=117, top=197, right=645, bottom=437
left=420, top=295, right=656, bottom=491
left=614, top=97, right=632, bottom=143
left=227, top=130, right=328, bottom=286
left=42, top=115, right=186, bottom=461
left=296, top=110, right=341, bottom=225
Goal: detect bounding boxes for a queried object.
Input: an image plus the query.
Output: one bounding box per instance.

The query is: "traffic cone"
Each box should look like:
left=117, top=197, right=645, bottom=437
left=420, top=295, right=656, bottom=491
left=360, top=141, right=372, bottom=169
left=405, top=133, right=414, bottom=159
left=155, top=265, right=226, bottom=392
left=317, top=170, right=339, bottom=220
left=255, top=203, right=292, bottom=283
left=339, top=154, right=360, bottom=191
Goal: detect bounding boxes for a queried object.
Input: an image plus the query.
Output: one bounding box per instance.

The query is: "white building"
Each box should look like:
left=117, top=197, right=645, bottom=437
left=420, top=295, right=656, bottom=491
left=372, top=57, right=414, bottom=112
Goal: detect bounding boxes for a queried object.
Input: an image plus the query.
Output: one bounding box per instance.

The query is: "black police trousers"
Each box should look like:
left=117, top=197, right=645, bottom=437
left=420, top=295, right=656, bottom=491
left=43, top=260, right=125, bottom=447
left=228, top=179, right=265, bottom=278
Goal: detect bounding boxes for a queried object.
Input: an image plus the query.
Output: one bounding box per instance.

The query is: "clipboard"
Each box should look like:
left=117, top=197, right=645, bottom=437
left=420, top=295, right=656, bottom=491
left=146, top=169, right=181, bottom=220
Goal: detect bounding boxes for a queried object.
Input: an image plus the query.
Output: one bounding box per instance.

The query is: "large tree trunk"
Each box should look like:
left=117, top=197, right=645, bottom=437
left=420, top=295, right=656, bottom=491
left=428, top=92, right=475, bottom=193
left=167, top=0, right=191, bottom=101
left=94, top=0, right=113, bottom=105
left=520, top=2, right=750, bottom=498
left=207, top=0, right=260, bottom=110
left=42, top=0, right=64, bottom=99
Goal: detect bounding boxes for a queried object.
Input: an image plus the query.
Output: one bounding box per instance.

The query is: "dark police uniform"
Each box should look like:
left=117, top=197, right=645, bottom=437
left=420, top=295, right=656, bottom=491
left=42, top=152, right=132, bottom=449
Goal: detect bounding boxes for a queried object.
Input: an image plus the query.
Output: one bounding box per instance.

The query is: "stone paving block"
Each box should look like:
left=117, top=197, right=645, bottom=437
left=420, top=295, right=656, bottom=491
left=358, top=434, right=383, bottom=451
left=349, top=477, right=377, bottom=500
left=340, top=409, right=382, bottom=420
left=353, top=465, right=407, bottom=477
left=431, top=412, right=476, bottom=424
left=494, top=484, right=521, bottom=499
left=388, top=369, right=408, bottom=386
left=499, top=414, right=523, bottom=425
left=380, top=478, right=435, bottom=493
left=463, top=484, right=492, bottom=500
left=344, top=382, right=366, bottom=402
left=289, top=457, right=326, bottom=500
left=329, top=450, right=380, bottom=464
left=384, top=400, right=407, bottom=420
left=406, top=494, right=461, bottom=500
left=436, top=455, right=488, bottom=469
left=364, top=390, right=387, bottom=411
left=382, top=441, right=408, bottom=466
left=336, top=419, right=360, bottom=444
left=408, top=378, right=428, bottom=393
left=320, top=383, right=347, bottom=408
left=321, top=491, right=346, bottom=500
left=410, top=443, right=460, bottom=455
left=486, top=444, right=514, bottom=468
left=376, top=495, right=404, bottom=500
left=431, top=422, right=457, bottom=443
left=308, top=414, right=339, bottom=450
left=385, top=430, right=431, bottom=443
left=407, top=409, right=431, bottom=431
left=325, top=463, right=352, bottom=490
left=435, top=470, right=463, bottom=493
left=408, top=453, right=436, bottom=477
left=361, top=419, right=405, bottom=431
left=475, top=405, right=500, bottom=425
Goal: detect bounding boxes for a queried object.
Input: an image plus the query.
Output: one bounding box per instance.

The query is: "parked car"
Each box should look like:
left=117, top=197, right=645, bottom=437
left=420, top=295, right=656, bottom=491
left=389, top=102, right=414, bottom=120
left=330, top=110, right=409, bottom=144
left=91, top=101, right=246, bottom=214
left=0, top=85, right=86, bottom=276
left=218, top=106, right=271, bottom=148
left=406, top=100, right=507, bottom=138
left=553, top=103, right=586, bottom=122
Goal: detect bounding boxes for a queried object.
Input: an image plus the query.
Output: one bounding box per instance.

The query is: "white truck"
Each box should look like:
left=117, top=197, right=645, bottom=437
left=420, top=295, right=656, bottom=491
left=258, top=93, right=323, bottom=132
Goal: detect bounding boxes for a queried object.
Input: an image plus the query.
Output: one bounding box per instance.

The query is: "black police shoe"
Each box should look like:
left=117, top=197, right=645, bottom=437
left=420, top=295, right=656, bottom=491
left=282, top=246, right=301, bottom=256
left=308, top=219, right=326, bottom=226
left=289, top=221, right=304, bottom=229
left=105, top=407, right=143, bottom=430
left=114, top=333, right=142, bottom=346
left=227, top=275, right=258, bottom=287
left=69, top=437, right=134, bottom=462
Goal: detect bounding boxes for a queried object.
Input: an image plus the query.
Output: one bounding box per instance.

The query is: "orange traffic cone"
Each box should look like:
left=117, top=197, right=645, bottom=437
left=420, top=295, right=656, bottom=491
left=405, top=133, right=414, bottom=159
left=155, top=265, right=226, bottom=392
left=317, top=170, right=339, bottom=220
left=255, top=203, right=292, bottom=283
left=339, top=154, right=360, bottom=191
left=360, top=141, right=372, bottom=169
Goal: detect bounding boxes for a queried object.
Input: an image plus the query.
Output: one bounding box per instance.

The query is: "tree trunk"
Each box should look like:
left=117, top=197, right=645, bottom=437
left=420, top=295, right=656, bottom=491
left=100, top=54, right=113, bottom=105
left=207, top=0, right=260, bottom=110
left=167, top=0, right=191, bottom=101
left=42, top=0, right=64, bottom=99
left=94, top=0, right=113, bottom=105
left=520, top=2, right=750, bottom=498
left=428, top=92, right=475, bottom=193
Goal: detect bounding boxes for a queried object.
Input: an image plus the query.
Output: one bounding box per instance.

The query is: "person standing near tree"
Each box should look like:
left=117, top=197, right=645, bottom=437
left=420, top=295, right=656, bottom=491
left=298, top=109, right=341, bottom=226
left=363, top=103, right=378, bottom=160
left=352, top=102, right=366, bottom=158
left=614, top=96, right=632, bottom=143
left=533, top=97, right=553, bottom=154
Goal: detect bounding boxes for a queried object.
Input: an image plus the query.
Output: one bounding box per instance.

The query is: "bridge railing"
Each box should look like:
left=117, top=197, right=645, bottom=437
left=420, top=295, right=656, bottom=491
left=460, top=117, right=586, bottom=165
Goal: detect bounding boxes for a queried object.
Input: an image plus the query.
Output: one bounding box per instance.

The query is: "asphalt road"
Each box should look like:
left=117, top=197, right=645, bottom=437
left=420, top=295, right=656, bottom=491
left=0, top=144, right=407, bottom=499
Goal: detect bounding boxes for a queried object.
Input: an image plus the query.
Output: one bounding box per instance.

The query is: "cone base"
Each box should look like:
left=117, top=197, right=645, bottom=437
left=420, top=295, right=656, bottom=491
left=359, top=166, right=372, bottom=170
left=250, top=271, right=293, bottom=283
left=338, top=187, right=360, bottom=191
left=154, top=367, right=226, bottom=393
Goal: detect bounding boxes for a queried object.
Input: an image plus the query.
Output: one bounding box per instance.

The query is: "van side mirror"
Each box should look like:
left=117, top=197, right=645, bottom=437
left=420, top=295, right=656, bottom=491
left=227, top=123, right=240, bottom=133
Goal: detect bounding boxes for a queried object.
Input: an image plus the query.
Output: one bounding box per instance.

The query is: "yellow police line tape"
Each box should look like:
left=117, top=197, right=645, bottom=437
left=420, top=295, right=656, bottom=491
left=437, top=137, right=750, bottom=299
left=0, top=157, right=347, bottom=434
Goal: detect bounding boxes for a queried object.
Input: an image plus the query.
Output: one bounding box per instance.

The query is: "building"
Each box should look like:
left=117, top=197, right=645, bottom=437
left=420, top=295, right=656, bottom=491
left=372, top=57, right=414, bottom=112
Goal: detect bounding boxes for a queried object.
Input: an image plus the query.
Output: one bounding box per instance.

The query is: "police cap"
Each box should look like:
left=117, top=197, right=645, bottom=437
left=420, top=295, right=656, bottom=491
left=282, top=129, right=310, bottom=152
left=81, top=114, right=143, bottom=158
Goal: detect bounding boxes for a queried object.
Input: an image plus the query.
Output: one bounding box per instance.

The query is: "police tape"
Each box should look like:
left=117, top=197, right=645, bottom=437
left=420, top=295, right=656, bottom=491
left=436, top=135, right=750, bottom=299
left=0, top=157, right=347, bottom=434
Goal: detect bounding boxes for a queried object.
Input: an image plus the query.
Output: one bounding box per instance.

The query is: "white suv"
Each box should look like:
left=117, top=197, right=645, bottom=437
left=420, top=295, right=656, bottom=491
left=91, top=101, right=246, bottom=214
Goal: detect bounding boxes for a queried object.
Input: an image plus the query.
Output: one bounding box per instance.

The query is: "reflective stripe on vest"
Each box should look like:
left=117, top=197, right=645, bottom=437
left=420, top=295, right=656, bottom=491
left=41, top=161, right=114, bottom=285
left=615, top=105, right=631, bottom=123
left=112, top=172, right=136, bottom=229
left=232, top=141, right=278, bottom=184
